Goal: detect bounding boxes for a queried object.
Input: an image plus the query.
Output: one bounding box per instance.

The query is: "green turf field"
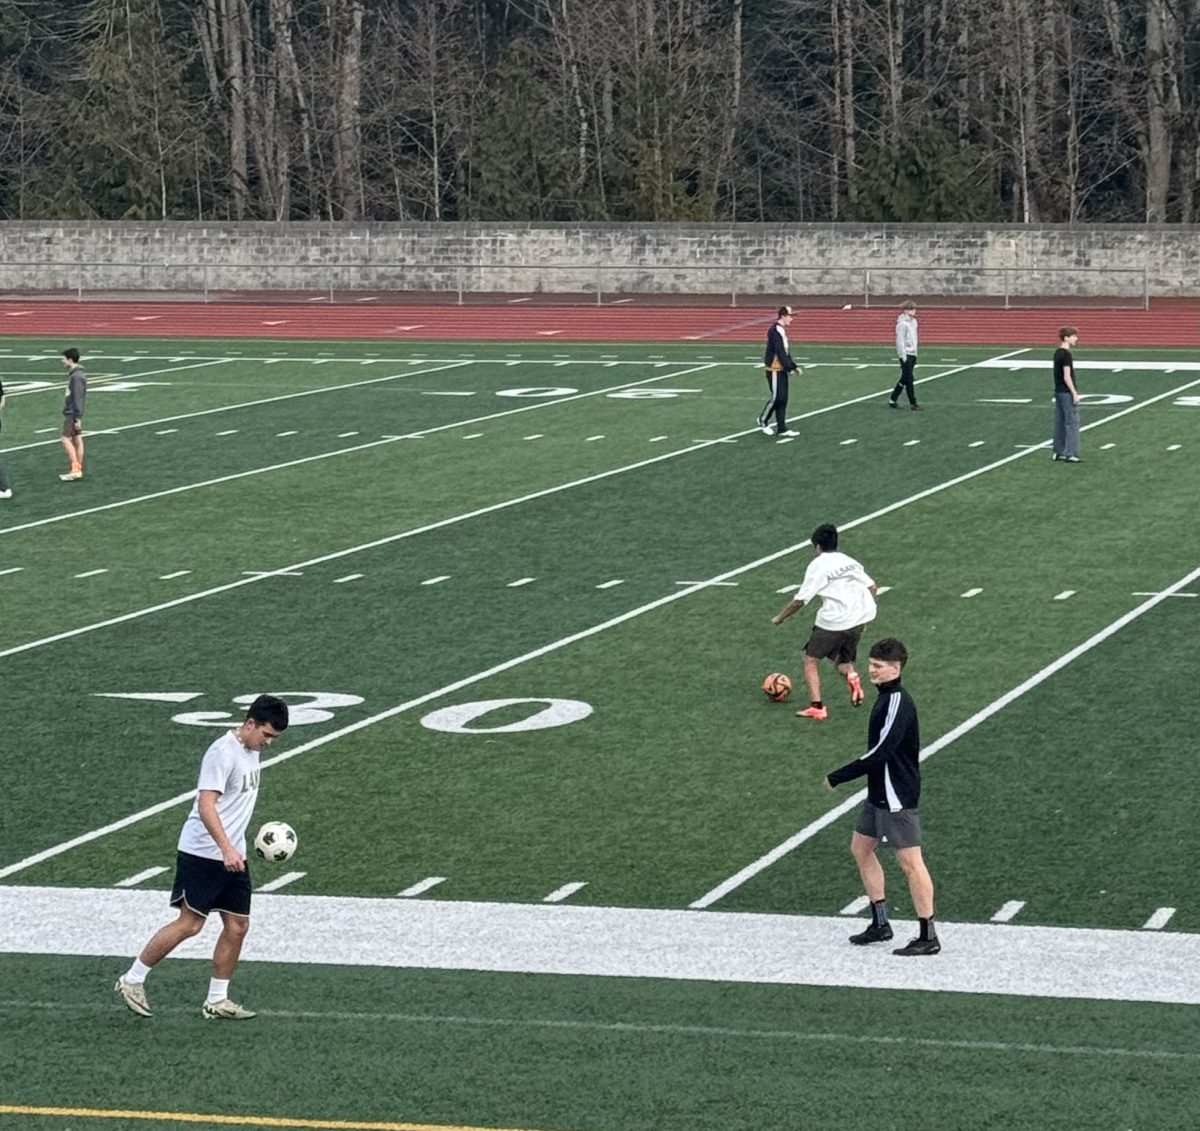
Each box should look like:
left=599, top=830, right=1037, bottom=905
left=0, top=336, right=1197, bottom=1131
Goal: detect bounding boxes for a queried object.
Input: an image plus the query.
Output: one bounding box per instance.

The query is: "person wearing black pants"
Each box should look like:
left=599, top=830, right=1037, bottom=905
left=759, top=305, right=801, bottom=440
left=889, top=301, right=921, bottom=410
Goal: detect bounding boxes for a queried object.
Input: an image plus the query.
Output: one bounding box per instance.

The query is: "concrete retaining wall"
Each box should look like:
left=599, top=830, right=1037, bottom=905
left=0, top=222, right=1195, bottom=298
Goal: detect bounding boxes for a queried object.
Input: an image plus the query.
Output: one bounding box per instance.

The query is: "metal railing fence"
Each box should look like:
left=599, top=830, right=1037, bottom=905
left=0, top=262, right=1156, bottom=309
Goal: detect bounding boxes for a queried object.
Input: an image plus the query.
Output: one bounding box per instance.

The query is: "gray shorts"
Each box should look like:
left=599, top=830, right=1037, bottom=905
left=804, top=623, right=865, bottom=665
left=855, top=802, right=922, bottom=848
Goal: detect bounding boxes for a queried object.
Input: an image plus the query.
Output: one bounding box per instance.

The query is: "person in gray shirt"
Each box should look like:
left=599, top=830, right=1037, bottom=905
left=889, top=301, right=921, bottom=410
left=0, top=375, right=11, bottom=499
left=60, top=347, right=87, bottom=481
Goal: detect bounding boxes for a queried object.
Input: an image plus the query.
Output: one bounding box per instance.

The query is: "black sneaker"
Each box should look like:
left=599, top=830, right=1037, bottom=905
left=910, top=404, right=923, bottom=411
left=893, top=935, right=941, bottom=956
left=887, top=401, right=899, bottom=410
left=849, top=922, right=894, bottom=945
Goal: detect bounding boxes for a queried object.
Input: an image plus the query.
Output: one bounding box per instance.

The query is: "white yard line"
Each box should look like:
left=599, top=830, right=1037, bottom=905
left=113, top=866, right=168, bottom=888
left=256, top=870, right=306, bottom=892
left=689, top=563, right=1200, bottom=910
left=0, top=364, right=718, bottom=536
left=1, top=886, right=1197, bottom=1006
left=0, top=360, right=469, bottom=456
left=3, top=358, right=233, bottom=399
left=1, top=373, right=1195, bottom=878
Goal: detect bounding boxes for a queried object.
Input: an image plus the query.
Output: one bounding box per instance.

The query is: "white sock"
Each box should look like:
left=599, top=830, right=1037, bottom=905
left=123, top=959, right=152, bottom=985
left=207, top=978, right=230, bottom=1004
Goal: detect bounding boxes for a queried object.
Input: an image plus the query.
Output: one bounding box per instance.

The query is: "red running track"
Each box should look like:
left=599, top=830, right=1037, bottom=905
left=0, top=299, right=1196, bottom=347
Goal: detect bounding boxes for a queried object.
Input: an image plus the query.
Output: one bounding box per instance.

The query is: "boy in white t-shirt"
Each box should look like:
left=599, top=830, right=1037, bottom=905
left=113, top=694, right=289, bottom=1020
left=771, top=524, right=878, bottom=720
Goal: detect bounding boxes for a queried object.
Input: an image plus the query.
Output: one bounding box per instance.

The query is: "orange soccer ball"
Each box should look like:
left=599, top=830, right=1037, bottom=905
left=762, top=672, right=793, bottom=702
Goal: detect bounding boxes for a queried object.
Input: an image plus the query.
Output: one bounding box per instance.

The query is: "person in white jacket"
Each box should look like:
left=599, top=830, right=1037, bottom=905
left=889, top=302, right=921, bottom=411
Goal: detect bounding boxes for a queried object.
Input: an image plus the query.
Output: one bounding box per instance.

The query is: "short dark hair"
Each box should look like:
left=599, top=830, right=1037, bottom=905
left=777, top=304, right=793, bottom=318
left=1058, top=326, right=1078, bottom=341
left=810, top=523, right=838, bottom=552
left=244, top=694, right=289, bottom=732
left=63, top=347, right=80, bottom=363
left=900, top=300, right=916, bottom=312
left=869, top=638, right=909, bottom=667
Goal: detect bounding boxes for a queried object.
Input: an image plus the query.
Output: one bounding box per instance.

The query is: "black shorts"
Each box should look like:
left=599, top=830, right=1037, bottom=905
left=804, top=623, right=865, bottom=665
left=854, top=802, right=922, bottom=848
left=169, top=850, right=252, bottom=917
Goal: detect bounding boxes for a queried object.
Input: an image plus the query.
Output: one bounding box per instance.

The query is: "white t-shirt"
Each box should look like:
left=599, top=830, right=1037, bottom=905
left=177, top=730, right=261, bottom=860
left=794, top=550, right=877, bottom=631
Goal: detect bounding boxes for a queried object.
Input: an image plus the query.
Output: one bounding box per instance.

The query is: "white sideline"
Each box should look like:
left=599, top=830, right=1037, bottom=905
left=1, top=885, right=1196, bottom=1006
left=689, top=563, right=1200, bottom=909
left=0, top=370, right=1195, bottom=879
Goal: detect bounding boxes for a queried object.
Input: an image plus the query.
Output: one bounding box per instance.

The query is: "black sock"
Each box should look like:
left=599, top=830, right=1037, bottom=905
left=919, top=916, right=937, bottom=940
left=871, top=899, right=889, bottom=927
left=811, top=700, right=824, bottom=708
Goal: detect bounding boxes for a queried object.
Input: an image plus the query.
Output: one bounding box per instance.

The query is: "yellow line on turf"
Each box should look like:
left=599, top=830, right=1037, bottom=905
left=0, top=1106, right=550, bottom=1131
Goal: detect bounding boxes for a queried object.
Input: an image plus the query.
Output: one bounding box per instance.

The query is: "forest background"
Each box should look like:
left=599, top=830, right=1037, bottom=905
left=0, top=0, right=1196, bottom=225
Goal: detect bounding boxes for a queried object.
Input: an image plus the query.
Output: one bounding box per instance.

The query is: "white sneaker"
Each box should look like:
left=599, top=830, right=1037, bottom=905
left=0, top=489, right=11, bottom=499
left=777, top=429, right=799, bottom=438
left=114, top=976, right=152, bottom=1017
left=760, top=424, right=775, bottom=436
left=59, top=470, right=83, bottom=481
left=202, top=998, right=256, bottom=1020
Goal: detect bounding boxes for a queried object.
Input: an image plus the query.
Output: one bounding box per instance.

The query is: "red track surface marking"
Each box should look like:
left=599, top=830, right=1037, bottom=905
left=0, top=300, right=1195, bottom=347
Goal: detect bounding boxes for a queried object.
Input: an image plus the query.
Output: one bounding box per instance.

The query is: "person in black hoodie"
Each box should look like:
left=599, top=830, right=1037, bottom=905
left=758, top=305, right=801, bottom=440
left=823, top=637, right=940, bottom=956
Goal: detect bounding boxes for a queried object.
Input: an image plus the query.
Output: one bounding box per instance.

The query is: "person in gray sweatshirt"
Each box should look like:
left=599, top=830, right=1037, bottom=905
left=0, top=375, right=11, bottom=499
left=60, top=347, right=87, bottom=481
left=889, top=302, right=921, bottom=411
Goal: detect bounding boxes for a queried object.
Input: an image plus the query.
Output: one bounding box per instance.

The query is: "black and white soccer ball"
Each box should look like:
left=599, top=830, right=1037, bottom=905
left=254, top=820, right=297, bottom=863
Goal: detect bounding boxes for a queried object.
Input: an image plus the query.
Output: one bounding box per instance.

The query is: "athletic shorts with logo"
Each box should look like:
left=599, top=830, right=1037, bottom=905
left=855, top=802, right=922, bottom=848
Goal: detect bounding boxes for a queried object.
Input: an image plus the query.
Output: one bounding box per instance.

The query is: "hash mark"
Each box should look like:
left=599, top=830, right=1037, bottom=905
left=991, top=900, right=1026, bottom=922
left=398, top=876, right=446, bottom=897
left=1142, top=907, right=1177, bottom=930
left=543, top=882, right=587, bottom=903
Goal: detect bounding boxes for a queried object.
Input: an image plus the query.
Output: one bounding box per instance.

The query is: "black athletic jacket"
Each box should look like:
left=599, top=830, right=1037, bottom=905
left=826, top=678, right=921, bottom=811
left=763, top=323, right=797, bottom=373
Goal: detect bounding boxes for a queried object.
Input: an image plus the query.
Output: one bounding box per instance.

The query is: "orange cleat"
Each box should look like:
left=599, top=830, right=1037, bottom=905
left=796, top=704, right=828, bottom=720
